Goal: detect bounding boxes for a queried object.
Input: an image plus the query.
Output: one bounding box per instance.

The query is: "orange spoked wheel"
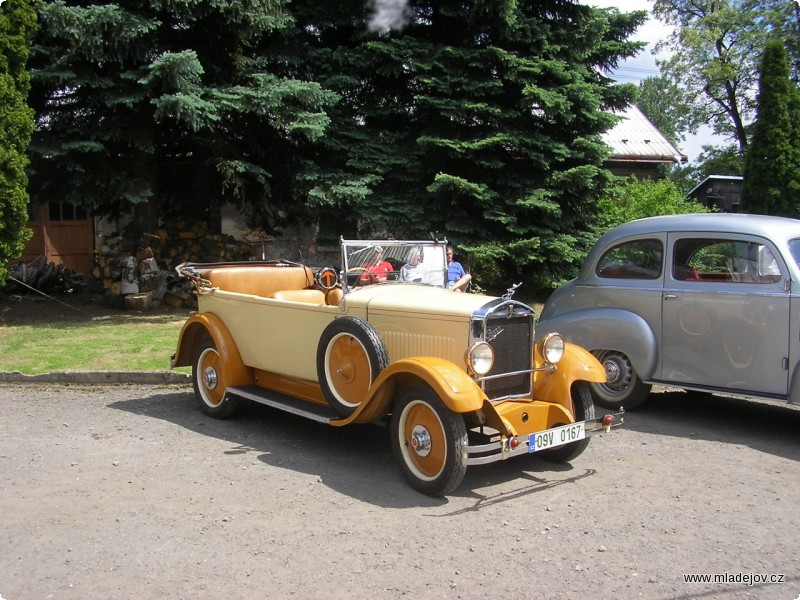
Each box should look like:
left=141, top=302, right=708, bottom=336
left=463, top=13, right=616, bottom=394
left=317, top=317, right=389, bottom=417
left=192, top=338, right=240, bottom=418
left=390, top=385, right=467, bottom=497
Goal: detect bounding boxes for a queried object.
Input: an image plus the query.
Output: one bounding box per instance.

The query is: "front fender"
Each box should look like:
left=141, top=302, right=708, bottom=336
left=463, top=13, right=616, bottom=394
left=373, top=357, right=485, bottom=413
left=534, top=343, right=605, bottom=411
left=537, top=307, right=658, bottom=380
left=171, top=312, right=253, bottom=388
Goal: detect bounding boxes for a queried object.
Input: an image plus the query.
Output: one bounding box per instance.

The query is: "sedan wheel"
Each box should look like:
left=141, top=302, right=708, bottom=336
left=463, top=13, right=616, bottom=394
left=590, top=349, right=651, bottom=410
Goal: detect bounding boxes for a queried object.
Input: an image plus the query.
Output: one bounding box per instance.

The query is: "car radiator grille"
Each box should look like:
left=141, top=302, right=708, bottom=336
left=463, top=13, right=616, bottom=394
left=483, top=315, right=532, bottom=399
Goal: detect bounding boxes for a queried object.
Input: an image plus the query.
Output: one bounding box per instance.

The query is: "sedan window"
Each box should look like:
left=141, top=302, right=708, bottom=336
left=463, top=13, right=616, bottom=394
left=673, top=238, right=781, bottom=284
left=788, top=239, right=800, bottom=269
left=596, top=239, right=663, bottom=280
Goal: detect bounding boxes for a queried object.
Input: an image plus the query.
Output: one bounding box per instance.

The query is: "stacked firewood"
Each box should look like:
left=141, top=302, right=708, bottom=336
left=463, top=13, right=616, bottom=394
left=94, top=220, right=256, bottom=309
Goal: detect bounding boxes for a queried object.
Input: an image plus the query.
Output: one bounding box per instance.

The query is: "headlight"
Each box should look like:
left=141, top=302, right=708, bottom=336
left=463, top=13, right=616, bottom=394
left=540, top=333, right=565, bottom=364
left=468, top=341, right=494, bottom=376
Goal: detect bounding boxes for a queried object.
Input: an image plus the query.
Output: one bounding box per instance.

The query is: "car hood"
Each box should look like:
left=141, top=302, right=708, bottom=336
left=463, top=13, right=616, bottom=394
left=344, top=284, right=498, bottom=319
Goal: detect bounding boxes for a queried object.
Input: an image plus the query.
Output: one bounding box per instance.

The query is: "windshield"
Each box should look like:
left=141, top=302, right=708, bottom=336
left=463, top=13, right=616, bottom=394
left=341, top=239, right=448, bottom=292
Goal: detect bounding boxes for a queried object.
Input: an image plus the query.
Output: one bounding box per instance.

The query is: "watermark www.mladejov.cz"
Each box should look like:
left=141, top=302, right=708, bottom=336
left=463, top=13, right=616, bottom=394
left=683, top=572, right=786, bottom=586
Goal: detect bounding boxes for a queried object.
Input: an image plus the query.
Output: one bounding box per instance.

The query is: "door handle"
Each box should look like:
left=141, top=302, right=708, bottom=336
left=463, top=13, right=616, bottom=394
left=663, top=293, right=677, bottom=300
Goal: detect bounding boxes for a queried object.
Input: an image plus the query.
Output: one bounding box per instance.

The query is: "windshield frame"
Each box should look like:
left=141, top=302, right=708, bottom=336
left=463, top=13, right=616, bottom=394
left=340, top=238, right=449, bottom=294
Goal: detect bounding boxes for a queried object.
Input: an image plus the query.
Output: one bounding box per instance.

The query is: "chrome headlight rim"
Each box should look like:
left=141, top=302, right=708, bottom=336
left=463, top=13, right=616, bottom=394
left=540, top=333, right=565, bottom=364
left=467, top=341, right=495, bottom=376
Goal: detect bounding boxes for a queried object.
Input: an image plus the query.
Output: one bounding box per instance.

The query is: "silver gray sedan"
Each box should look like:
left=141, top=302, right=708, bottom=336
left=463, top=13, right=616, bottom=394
left=538, top=213, right=800, bottom=410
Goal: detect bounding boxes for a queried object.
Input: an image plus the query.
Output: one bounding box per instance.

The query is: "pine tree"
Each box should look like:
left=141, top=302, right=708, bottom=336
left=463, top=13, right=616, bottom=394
left=0, top=0, right=36, bottom=285
left=741, top=40, right=795, bottom=216
left=275, top=1, right=646, bottom=293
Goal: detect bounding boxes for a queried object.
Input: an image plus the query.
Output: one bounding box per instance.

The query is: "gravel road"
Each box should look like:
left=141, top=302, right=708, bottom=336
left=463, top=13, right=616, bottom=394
left=1, top=383, right=798, bottom=600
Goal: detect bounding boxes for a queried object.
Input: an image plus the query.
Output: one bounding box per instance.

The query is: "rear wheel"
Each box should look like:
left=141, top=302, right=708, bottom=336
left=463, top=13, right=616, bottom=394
left=192, top=338, right=241, bottom=418
left=390, top=385, right=468, bottom=497
left=538, top=383, right=594, bottom=463
left=590, top=349, right=651, bottom=410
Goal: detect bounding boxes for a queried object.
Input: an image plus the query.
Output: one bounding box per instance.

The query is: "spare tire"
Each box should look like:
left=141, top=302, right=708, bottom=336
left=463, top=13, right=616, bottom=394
left=317, top=317, right=389, bottom=417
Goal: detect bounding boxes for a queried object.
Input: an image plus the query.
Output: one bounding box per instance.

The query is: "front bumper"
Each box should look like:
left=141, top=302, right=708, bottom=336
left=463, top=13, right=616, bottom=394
left=465, top=410, right=624, bottom=466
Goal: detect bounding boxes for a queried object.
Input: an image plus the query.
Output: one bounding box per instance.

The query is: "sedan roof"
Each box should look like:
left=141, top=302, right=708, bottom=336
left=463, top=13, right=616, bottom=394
left=600, top=213, right=800, bottom=242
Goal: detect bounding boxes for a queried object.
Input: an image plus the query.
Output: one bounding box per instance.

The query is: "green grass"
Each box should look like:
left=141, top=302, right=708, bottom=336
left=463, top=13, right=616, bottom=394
left=0, top=314, right=192, bottom=375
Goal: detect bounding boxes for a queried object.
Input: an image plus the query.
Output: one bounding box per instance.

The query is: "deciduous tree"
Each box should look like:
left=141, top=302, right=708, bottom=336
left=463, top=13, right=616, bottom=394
left=653, top=0, right=800, bottom=154
left=0, top=0, right=36, bottom=285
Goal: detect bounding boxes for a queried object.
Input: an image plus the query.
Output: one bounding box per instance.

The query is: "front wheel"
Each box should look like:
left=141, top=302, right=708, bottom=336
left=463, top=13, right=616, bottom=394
left=590, top=349, right=651, bottom=410
left=538, top=383, right=594, bottom=463
left=192, top=338, right=241, bottom=418
left=390, top=385, right=468, bottom=497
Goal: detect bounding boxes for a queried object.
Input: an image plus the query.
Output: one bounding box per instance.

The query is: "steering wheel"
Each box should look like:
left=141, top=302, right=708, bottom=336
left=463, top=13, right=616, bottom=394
left=315, top=266, right=339, bottom=290
left=346, top=267, right=374, bottom=286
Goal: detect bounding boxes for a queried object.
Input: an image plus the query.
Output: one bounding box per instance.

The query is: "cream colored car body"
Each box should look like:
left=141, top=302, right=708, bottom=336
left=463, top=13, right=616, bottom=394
left=172, top=239, right=621, bottom=496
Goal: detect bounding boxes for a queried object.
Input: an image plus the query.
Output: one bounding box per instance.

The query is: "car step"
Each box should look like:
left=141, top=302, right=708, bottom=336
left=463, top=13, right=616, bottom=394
left=226, top=385, right=343, bottom=423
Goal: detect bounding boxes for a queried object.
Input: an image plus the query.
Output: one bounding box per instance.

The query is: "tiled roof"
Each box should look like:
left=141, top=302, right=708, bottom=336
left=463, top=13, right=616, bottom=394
left=603, top=104, right=687, bottom=165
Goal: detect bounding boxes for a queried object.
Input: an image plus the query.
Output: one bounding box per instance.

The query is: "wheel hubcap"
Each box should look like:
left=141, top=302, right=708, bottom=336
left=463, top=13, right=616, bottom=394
left=203, top=366, right=218, bottom=390
left=603, top=360, right=621, bottom=384
left=410, top=425, right=432, bottom=457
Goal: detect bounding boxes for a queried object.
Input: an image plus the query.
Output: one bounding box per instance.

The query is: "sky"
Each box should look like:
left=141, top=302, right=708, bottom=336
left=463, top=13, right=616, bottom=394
left=583, top=0, right=720, bottom=163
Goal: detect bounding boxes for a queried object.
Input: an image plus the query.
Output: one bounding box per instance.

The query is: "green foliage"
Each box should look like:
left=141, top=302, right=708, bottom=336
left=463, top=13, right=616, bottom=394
left=635, top=76, right=692, bottom=146
left=653, top=0, right=800, bottom=155
left=669, top=144, right=743, bottom=194
left=276, top=1, right=646, bottom=295
left=28, top=0, right=336, bottom=230
left=0, top=0, right=37, bottom=285
left=598, top=177, right=708, bottom=232
left=741, top=40, right=799, bottom=216
left=29, top=1, right=649, bottom=293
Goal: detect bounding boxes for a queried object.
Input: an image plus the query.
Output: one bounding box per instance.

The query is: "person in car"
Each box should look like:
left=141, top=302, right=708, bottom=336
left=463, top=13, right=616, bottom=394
left=364, top=246, right=393, bottom=282
left=400, top=247, right=423, bottom=283
left=446, top=246, right=471, bottom=292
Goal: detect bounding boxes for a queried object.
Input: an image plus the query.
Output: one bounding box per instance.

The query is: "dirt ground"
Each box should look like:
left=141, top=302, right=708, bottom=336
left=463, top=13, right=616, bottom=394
left=1, top=381, right=799, bottom=600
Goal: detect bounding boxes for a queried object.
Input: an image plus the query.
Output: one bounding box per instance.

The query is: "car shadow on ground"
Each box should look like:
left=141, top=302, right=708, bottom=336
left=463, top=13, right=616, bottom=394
left=616, top=388, right=800, bottom=462
left=110, top=389, right=600, bottom=508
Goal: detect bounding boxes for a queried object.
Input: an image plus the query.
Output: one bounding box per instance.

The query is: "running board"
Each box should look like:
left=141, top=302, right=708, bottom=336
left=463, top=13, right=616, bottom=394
left=226, top=385, right=343, bottom=424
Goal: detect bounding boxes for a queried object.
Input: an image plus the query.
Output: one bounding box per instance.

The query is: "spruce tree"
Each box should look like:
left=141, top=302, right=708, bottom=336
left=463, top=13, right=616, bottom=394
left=28, top=0, right=337, bottom=231
left=741, top=40, right=794, bottom=216
left=276, top=1, right=646, bottom=292
left=0, top=0, right=36, bottom=285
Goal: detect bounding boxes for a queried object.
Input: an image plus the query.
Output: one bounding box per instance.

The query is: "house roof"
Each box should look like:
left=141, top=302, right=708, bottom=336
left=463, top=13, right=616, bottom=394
left=686, top=175, right=743, bottom=198
left=603, top=104, right=687, bottom=165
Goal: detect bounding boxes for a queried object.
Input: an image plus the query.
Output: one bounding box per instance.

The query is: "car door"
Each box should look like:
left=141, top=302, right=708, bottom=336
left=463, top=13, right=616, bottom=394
left=660, top=232, right=790, bottom=396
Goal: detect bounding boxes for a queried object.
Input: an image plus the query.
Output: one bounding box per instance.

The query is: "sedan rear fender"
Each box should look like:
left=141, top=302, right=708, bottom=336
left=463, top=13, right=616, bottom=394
left=171, top=312, right=253, bottom=387
left=789, top=362, right=800, bottom=404
left=537, top=307, right=658, bottom=380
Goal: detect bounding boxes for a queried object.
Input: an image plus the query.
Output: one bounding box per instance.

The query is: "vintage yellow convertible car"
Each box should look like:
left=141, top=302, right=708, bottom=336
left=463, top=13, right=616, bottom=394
left=171, top=238, right=622, bottom=496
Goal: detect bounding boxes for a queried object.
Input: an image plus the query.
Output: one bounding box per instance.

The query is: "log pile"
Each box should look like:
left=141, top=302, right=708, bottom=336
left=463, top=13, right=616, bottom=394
left=94, top=220, right=256, bottom=309
left=4, top=258, right=87, bottom=296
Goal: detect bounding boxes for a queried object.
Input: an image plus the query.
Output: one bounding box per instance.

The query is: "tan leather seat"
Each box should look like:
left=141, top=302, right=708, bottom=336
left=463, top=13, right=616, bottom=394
left=269, top=289, right=326, bottom=304
left=205, top=266, right=314, bottom=297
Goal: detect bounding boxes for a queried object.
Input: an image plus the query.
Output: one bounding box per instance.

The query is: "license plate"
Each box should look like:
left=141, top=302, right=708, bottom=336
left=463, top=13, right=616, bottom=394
left=529, top=422, right=585, bottom=453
